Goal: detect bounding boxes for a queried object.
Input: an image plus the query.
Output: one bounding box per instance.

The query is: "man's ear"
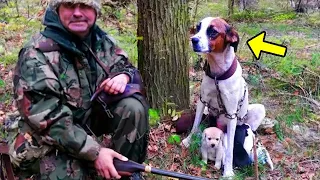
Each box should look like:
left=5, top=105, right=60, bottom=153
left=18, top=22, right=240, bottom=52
left=225, top=25, right=240, bottom=52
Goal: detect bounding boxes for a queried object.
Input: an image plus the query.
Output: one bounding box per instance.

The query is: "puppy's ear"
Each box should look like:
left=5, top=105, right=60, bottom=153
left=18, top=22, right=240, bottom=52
left=202, top=131, right=207, bottom=142
left=225, top=25, right=239, bottom=52
left=220, top=131, right=224, bottom=141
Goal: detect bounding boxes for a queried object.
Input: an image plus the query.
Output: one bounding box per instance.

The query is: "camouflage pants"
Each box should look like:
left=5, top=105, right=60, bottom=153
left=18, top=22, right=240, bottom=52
left=17, top=97, right=149, bottom=180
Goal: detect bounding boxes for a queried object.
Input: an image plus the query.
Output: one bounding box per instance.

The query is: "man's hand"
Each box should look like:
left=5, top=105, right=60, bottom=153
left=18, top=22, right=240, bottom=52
left=100, top=74, right=129, bottom=95
left=94, top=148, right=128, bottom=179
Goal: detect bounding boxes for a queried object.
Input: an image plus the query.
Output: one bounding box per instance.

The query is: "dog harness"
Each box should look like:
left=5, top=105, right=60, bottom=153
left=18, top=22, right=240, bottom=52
left=200, top=58, right=248, bottom=121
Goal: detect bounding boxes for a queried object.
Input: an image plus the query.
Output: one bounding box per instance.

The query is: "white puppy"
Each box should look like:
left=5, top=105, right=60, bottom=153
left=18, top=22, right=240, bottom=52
left=201, top=127, right=225, bottom=170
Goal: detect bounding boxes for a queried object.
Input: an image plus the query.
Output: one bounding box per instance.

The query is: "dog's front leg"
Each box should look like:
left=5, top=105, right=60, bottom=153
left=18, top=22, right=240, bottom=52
left=182, top=100, right=205, bottom=148
left=223, top=119, right=237, bottom=177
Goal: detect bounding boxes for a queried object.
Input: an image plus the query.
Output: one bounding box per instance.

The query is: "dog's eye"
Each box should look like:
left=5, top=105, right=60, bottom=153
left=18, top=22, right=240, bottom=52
left=196, top=23, right=201, bottom=32
left=207, top=25, right=219, bottom=40
left=208, top=138, right=211, bottom=140
left=216, top=138, right=219, bottom=141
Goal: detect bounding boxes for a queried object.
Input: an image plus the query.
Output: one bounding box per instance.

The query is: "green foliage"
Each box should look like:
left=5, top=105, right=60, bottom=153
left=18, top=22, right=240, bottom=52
left=2, top=52, right=18, bottom=65
left=167, top=134, right=181, bottom=145
left=188, top=132, right=202, bottom=165
left=305, top=12, right=320, bottom=27
left=0, top=92, right=12, bottom=106
left=247, top=73, right=261, bottom=87
left=0, top=44, right=4, bottom=55
left=311, top=53, right=320, bottom=67
left=230, top=10, right=272, bottom=22
left=231, top=163, right=267, bottom=180
left=0, top=79, right=5, bottom=88
left=161, top=101, right=178, bottom=117
left=187, top=123, right=206, bottom=166
left=249, top=88, right=264, bottom=104
left=262, top=54, right=308, bottom=79
left=272, top=12, right=296, bottom=22
left=190, top=0, right=227, bottom=25
left=274, top=122, right=284, bottom=141
left=277, top=104, right=311, bottom=126
left=236, top=23, right=261, bottom=36
left=148, top=108, right=160, bottom=127
left=276, top=56, right=304, bottom=76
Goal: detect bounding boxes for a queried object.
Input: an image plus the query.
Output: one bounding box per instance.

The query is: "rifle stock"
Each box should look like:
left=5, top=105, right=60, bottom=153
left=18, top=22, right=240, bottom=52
left=113, top=159, right=211, bottom=180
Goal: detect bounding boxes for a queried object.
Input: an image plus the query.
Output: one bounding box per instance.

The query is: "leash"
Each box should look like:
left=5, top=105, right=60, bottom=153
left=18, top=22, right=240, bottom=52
left=253, top=136, right=259, bottom=180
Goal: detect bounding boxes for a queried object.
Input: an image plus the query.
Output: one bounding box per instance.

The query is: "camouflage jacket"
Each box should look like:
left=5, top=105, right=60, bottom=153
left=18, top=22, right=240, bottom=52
left=11, top=8, right=136, bottom=164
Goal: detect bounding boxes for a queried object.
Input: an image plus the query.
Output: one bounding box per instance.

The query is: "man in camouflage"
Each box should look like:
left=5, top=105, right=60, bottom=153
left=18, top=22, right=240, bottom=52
left=8, top=0, right=149, bottom=179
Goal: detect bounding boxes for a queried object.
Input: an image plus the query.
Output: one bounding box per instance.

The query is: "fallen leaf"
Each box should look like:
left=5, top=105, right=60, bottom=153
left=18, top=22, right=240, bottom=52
left=172, top=115, right=179, bottom=121
left=164, top=124, right=171, bottom=131
left=264, top=127, right=275, bottom=134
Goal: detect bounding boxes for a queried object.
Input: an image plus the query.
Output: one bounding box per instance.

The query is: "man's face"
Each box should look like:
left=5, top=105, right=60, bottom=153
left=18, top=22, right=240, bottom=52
left=58, top=3, right=96, bottom=38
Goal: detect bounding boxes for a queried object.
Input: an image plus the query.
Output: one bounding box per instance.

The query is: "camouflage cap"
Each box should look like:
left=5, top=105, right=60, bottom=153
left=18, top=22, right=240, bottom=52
left=49, top=0, right=101, bottom=14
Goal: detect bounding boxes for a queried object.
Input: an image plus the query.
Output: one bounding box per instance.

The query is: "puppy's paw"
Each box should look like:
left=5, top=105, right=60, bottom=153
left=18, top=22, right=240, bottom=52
left=223, top=170, right=235, bottom=177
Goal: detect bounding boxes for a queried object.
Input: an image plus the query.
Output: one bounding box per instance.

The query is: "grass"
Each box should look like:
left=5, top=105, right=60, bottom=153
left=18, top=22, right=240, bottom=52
left=190, top=0, right=228, bottom=26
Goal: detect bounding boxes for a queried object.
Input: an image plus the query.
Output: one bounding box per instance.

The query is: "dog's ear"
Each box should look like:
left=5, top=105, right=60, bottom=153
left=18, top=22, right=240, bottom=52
left=225, top=25, right=239, bottom=52
left=189, top=26, right=196, bottom=37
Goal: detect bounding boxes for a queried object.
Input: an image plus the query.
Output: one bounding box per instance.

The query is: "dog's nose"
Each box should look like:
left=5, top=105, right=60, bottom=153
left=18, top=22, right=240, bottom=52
left=191, top=37, right=199, bottom=45
left=211, top=144, right=215, bottom=148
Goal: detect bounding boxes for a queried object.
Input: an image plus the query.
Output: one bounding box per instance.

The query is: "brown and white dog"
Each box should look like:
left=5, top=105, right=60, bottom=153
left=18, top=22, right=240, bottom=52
left=182, top=17, right=266, bottom=177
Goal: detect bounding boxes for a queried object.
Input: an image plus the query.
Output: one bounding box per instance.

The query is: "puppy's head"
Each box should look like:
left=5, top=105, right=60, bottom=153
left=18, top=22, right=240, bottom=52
left=202, top=127, right=224, bottom=148
left=191, top=17, right=239, bottom=53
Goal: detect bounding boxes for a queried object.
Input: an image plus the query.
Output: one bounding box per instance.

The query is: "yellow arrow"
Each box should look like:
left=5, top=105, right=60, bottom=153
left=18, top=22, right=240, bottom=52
left=247, top=31, right=287, bottom=60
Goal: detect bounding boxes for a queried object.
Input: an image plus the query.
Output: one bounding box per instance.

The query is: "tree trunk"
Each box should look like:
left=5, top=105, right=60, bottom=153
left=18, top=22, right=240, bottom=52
left=228, top=0, right=235, bottom=16
left=14, top=0, right=19, bottom=17
left=237, top=0, right=257, bottom=11
left=137, top=0, right=190, bottom=113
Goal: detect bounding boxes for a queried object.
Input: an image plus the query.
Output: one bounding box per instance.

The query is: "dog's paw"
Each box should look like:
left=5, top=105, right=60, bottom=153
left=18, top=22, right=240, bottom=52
left=223, top=170, right=235, bottom=177
left=181, top=137, right=191, bottom=148
left=214, top=163, right=221, bottom=170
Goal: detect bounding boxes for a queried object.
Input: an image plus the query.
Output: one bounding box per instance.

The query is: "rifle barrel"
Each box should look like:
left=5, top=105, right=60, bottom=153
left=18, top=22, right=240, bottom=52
left=150, top=166, right=210, bottom=180
left=114, top=159, right=210, bottom=180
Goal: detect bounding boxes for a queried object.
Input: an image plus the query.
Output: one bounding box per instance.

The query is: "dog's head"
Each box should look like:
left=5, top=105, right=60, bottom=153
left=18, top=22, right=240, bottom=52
left=202, top=127, right=224, bottom=148
left=191, top=17, right=239, bottom=53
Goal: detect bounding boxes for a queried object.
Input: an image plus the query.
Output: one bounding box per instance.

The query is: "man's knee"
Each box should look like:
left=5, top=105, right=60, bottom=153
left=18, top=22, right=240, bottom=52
left=114, top=97, right=148, bottom=127
left=116, top=97, right=145, bottom=114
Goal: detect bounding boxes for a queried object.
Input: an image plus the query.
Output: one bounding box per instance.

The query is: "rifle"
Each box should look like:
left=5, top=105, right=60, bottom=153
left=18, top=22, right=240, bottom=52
left=113, top=158, right=211, bottom=180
